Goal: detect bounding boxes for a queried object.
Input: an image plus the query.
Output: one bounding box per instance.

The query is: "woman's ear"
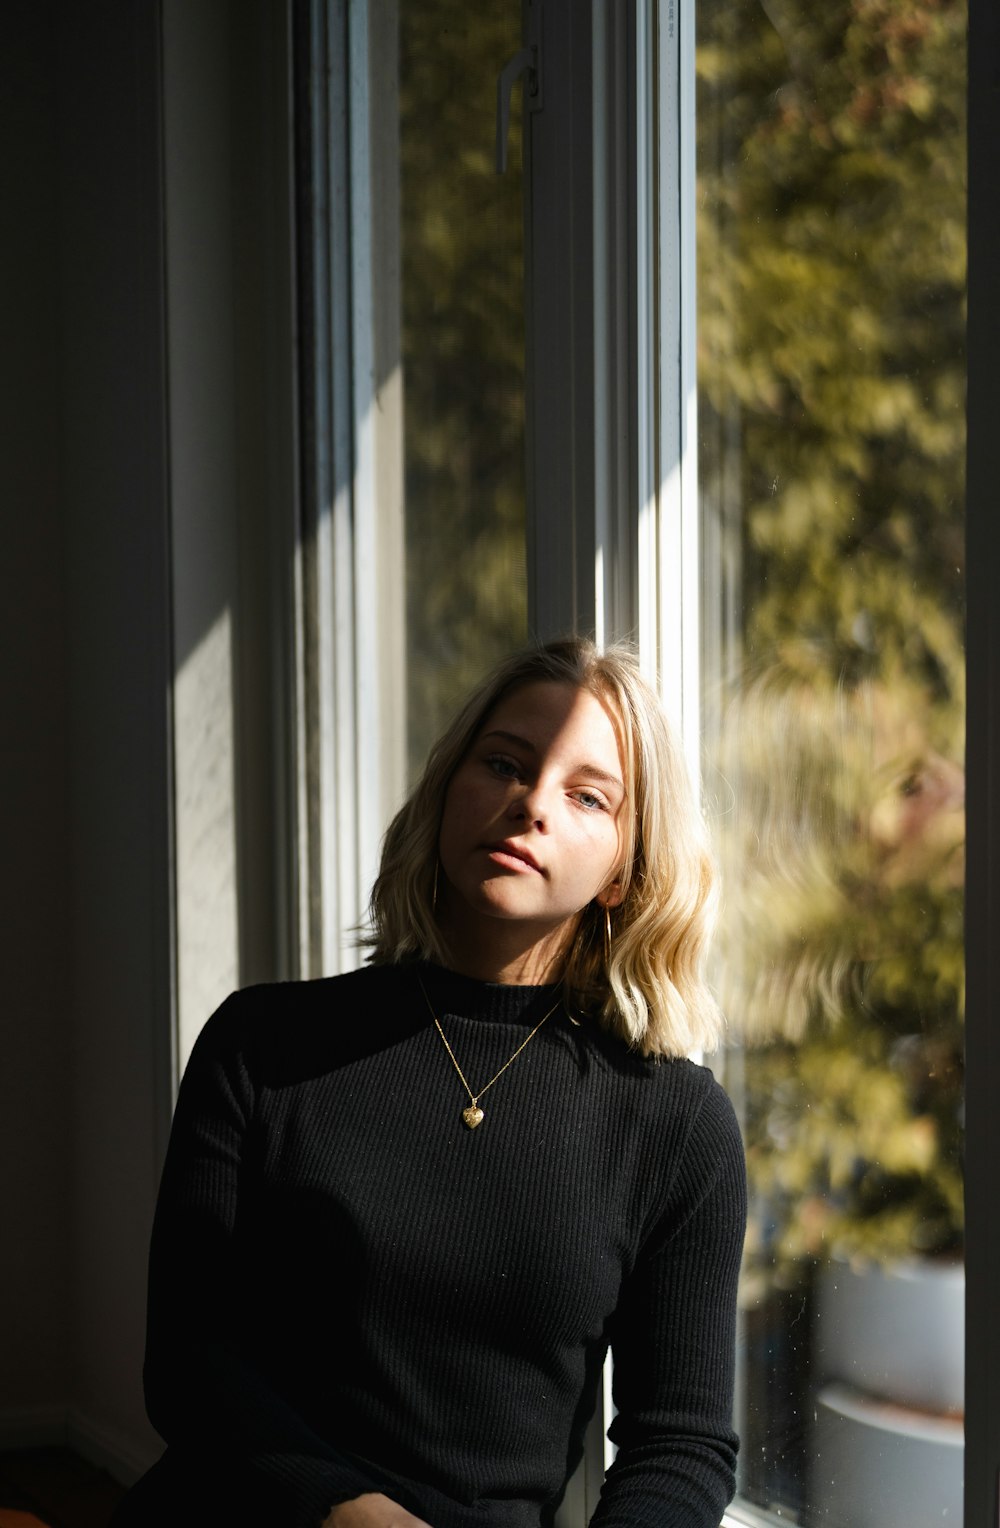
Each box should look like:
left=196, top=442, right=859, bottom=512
left=596, top=880, right=625, bottom=910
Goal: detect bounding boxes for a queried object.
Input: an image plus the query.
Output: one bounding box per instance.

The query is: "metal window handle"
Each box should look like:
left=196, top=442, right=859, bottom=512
left=495, top=25, right=542, bottom=174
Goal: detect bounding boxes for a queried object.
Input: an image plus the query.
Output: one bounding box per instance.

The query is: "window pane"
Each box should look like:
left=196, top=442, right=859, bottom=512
left=696, top=1, right=966, bottom=1522
left=400, top=1, right=527, bottom=778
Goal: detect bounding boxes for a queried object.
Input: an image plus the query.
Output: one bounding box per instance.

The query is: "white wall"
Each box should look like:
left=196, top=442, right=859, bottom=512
left=0, top=0, right=73, bottom=1443
left=58, top=1, right=174, bottom=1479
left=0, top=1, right=172, bottom=1480
left=0, top=0, right=295, bottom=1483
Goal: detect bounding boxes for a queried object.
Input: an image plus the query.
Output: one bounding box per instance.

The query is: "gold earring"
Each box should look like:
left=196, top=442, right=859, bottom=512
left=603, top=905, right=612, bottom=965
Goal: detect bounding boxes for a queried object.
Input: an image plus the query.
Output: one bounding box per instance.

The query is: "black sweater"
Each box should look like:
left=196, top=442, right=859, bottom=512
left=139, top=962, right=746, bottom=1528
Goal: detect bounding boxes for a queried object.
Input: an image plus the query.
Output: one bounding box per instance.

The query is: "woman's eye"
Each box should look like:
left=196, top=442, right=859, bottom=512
left=486, top=754, right=521, bottom=779
left=574, top=789, right=607, bottom=812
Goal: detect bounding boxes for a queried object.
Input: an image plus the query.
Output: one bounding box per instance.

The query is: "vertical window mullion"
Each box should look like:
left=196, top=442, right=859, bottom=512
left=590, top=1, right=637, bottom=648
left=653, top=0, right=701, bottom=774
left=347, top=0, right=386, bottom=933
left=523, top=0, right=596, bottom=640
left=635, top=0, right=659, bottom=680
left=525, top=0, right=642, bottom=651
left=964, top=0, right=1000, bottom=1517
left=294, top=0, right=355, bottom=978
left=294, top=0, right=405, bottom=979
left=324, top=0, right=356, bottom=977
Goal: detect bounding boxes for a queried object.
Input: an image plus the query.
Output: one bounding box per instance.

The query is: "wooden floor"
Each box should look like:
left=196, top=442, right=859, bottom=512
left=0, top=1450, right=124, bottom=1528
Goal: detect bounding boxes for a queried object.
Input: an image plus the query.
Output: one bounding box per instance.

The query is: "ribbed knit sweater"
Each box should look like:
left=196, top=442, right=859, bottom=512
left=137, top=962, right=746, bottom=1528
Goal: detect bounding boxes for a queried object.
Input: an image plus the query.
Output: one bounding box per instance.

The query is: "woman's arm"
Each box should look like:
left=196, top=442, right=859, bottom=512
left=143, top=990, right=383, bottom=1528
left=591, top=1080, right=747, bottom=1528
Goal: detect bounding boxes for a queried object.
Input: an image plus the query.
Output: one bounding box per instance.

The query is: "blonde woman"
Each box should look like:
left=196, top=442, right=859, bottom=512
left=114, top=638, right=746, bottom=1528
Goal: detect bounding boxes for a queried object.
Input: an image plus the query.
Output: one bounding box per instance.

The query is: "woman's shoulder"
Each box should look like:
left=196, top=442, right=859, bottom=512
left=586, top=1018, right=728, bottom=1104
left=583, top=1029, right=743, bottom=1167
left=188, top=963, right=419, bottom=1076
left=228, top=961, right=402, bottom=1013
left=649, top=1055, right=741, bottom=1149
left=607, top=1053, right=745, bottom=1243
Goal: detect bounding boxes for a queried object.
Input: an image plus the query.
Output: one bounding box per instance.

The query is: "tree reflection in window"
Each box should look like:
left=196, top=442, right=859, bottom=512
left=697, top=0, right=966, bottom=1518
left=400, top=1, right=528, bottom=781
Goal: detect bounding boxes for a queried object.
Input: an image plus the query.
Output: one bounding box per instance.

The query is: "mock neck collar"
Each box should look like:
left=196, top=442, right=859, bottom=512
left=414, top=960, right=564, bottom=1026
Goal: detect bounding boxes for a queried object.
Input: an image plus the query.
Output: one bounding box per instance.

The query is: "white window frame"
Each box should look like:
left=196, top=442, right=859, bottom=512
left=293, top=0, right=406, bottom=978
left=522, top=0, right=699, bottom=740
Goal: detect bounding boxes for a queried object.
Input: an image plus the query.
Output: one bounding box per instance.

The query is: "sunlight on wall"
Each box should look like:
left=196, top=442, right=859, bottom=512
left=173, top=607, right=238, bottom=1073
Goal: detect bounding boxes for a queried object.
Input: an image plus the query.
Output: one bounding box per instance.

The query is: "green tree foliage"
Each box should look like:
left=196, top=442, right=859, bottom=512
left=698, top=0, right=966, bottom=1277
left=699, top=0, right=964, bottom=697
left=400, top=2, right=528, bottom=776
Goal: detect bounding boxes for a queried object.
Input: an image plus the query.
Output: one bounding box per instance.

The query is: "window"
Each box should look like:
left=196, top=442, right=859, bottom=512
left=220, top=0, right=992, bottom=1522
left=293, top=1, right=530, bottom=976
left=399, top=1, right=529, bottom=775
left=695, top=1, right=967, bottom=1521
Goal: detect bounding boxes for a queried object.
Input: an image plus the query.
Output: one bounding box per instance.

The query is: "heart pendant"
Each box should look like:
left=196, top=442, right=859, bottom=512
left=462, top=1105, right=485, bottom=1129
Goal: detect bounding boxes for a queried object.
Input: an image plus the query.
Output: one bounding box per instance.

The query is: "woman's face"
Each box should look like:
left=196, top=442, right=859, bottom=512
left=437, top=681, right=628, bottom=969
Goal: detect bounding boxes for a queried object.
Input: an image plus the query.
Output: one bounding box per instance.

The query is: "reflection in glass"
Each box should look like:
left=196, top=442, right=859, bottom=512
left=400, top=1, right=528, bottom=779
left=696, top=0, right=966, bottom=1522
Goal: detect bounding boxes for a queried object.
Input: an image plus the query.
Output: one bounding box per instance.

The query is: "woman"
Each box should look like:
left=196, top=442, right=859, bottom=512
left=114, top=638, right=746, bottom=1528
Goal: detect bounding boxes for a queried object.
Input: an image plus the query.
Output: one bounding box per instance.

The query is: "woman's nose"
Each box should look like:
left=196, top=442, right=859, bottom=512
left=508, top=780, right=549, bottom=829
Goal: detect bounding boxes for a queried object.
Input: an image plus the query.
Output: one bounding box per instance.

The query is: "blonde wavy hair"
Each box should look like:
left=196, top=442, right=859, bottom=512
left=368, top=637, right=723, bottom=1057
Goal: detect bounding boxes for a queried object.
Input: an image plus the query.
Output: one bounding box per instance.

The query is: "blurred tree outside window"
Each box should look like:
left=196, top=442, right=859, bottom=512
left=399, top=1, right=528, bottom=780
left=696, top=0, right=966, bottom=1521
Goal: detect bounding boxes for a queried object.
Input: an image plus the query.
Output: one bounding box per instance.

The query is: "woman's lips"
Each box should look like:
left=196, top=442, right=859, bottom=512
left=484, top=840, right=543, bottom=873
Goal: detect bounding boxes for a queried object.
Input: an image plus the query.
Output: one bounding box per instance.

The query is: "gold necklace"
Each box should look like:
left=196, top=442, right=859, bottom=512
left=416, top=975, right=562, bottom=1130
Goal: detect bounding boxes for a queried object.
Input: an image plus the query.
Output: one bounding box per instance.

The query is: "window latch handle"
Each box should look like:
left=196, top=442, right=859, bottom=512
left=495, top=22, right=542, bottom=175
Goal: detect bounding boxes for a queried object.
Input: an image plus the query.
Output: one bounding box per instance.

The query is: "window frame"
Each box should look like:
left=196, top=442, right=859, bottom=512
left=962, top=0, right=1000, bottom=1519
left=291, top=0, right=406, bottom=979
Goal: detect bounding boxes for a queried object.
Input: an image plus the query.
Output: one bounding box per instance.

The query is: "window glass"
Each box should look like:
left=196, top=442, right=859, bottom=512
left=400, top=1, right=528, bottom=779
left=695, top=1, right=966, bottom=1521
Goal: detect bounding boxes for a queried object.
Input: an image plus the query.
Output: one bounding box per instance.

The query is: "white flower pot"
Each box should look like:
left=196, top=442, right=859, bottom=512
left=809, top=1381, right=962, bottom=1528
left=815, top=1256, right=964, bottom=1414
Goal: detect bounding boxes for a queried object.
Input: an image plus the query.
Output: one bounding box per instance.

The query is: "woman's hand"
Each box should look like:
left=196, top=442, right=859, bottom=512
left=322, top=1492, right=433, bottom=1528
